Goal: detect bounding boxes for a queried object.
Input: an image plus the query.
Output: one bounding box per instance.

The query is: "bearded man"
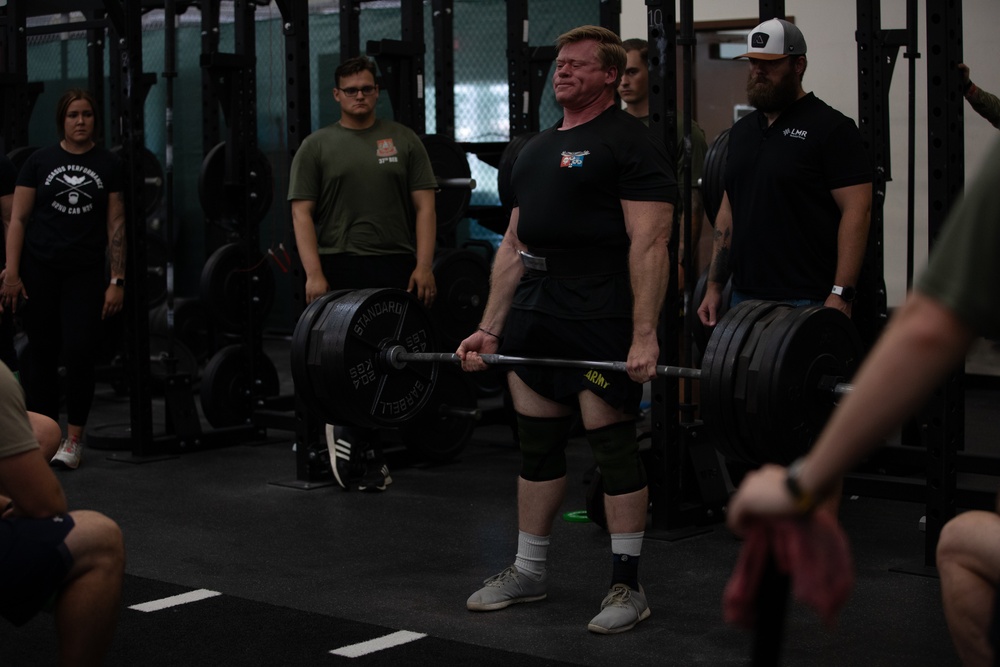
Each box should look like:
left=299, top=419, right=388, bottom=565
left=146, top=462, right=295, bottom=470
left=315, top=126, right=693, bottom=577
left=697, top=18, right=872, bottom=325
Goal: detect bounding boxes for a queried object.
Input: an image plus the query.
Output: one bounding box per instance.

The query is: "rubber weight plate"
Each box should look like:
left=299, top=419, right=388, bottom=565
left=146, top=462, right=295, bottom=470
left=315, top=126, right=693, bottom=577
left=741, top=305, right=798, bottom=464
left=200, top=242, right=276, bottom=332
left=200, top=344, right=280, bottom=428
left=314, top=287, right=439, bottom=428
left=701, top=128, right=729, bottom=227
left=762, top=306, right=864, bottom=464
left=290, top=289, right=354, bottom=422
left=198, top=141, right=274, bottom=225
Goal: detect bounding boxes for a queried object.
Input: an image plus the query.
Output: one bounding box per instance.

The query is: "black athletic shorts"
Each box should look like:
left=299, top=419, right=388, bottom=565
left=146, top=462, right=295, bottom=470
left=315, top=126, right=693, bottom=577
left=0, top=513, right=75, bottom=626
left=500, top=308, right=643, bottom=415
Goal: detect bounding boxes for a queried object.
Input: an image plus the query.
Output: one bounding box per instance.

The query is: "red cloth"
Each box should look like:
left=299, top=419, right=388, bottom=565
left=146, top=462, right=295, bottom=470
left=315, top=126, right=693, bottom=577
left=723, top=511, right=855, bottom=628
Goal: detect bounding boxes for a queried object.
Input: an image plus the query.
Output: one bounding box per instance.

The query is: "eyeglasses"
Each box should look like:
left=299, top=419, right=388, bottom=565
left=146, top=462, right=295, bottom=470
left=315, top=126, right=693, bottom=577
left=338, top=85, right=377, bottom=97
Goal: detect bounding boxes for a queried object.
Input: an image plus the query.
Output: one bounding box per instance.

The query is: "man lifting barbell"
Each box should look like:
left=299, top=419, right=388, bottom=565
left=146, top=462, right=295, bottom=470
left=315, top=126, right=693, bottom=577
left=456, top=25, right=676, bottom=635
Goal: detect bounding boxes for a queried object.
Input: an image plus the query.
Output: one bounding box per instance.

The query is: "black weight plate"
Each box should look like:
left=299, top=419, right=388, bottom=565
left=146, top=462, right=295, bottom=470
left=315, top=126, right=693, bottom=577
left=198, top=141, right=274, bottom=225
left=718, top=301, right=783, bottom=462
left=200, top=344, right=280, bottom=429
left=400, top=362, right=478, bottom=462
left=700, top=299, right=768, bottom=460
left=315, top=287, right=439, bottom=428
left=701, top=128, right=729, bottom=227
left=429, top=248, right=490, bottom=350
left=741, top=305, right=797, bottom=464
left=110, top=144, right=164, bottom=217
left=765, top=306, right=863, bottom=464
left=420, top=134, right=472, bottom=235
left=733, top=305, right=794, bottom=463
left=497, top=132, right=538, bottom=215
left=199, top=242, right=276, bottom=332
left=290, top=290, right=354, bottom=424
left=7, top=145, right=39, bottom=172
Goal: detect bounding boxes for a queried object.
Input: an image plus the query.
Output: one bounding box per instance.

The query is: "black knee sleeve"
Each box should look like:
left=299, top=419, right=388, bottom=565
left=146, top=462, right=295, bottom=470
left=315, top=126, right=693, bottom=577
left=517, top=413, right=575, bottom=482
left=587, top=420, right=645, bottom=496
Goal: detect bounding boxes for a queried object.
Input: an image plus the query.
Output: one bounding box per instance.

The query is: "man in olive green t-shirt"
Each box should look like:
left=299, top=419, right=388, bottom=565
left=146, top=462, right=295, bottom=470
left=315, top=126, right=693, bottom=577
left=288, top=55, right=439, bottom=493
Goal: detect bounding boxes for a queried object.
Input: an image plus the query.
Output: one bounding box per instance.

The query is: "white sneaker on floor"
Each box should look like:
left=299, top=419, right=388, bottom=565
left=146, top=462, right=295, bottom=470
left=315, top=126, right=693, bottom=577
left=325, top=424, right=353, bottom=489
left=51, top=437, right=83, bottom=470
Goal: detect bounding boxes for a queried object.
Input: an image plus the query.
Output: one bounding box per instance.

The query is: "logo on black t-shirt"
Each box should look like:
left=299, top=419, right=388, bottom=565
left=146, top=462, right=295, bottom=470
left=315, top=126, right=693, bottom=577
left=43, top=164, right=105, bottom=215
left=782, top=128, right=808, bottom=140
left=559, top=150, right=590, bottom=168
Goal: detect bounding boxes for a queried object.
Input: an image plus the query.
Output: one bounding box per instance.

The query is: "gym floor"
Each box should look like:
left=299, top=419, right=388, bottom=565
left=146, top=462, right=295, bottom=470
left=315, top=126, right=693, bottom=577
left=4, top=336, right=991, bottom=666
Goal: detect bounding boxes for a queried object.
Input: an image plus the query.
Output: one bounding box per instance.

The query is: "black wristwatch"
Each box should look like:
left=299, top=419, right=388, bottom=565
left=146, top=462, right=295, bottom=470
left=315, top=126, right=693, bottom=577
left=110, top=278, right=125, bottom=288
left=831, top=285, right=855, bottom=302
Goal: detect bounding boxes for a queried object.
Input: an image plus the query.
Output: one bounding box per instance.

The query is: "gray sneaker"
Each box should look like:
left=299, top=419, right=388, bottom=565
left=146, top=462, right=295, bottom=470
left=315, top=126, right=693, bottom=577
left=587, top=584, right=650, bottom=634
left=466, top=565, right=547, bottom=611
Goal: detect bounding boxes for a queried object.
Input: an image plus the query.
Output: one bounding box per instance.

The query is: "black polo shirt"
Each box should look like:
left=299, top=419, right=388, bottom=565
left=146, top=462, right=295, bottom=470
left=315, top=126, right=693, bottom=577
left=724, top=92, right=872, bottom=300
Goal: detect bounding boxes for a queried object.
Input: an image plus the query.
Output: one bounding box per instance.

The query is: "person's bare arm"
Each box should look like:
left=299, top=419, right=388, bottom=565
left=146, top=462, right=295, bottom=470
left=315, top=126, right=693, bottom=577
left=291, top=199, right=330, bottom=304
left=727, top=291, right=976, bottom=533
left=0, top=449, right=68, bottom=518
left=102, top=191, right=126, bottom=319
left=1, top=193, right=12, bottom=239
left=824, top=182, right=872, bottom=316
left=457, top=207, right=526, bottom=369
left=408, top=188, right=437, bottom=306
left=697, top=191, right=733, bottom=327
left=0, top=186, right=34, bottom=312
left=622, top=199, right=673, bottom=383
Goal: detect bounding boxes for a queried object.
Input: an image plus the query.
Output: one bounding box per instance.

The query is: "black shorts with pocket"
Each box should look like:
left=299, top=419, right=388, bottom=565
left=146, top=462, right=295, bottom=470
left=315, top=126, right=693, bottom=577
left=500, top=308, right=643, bottom=415
left=0, top=513, right=75, bottom=626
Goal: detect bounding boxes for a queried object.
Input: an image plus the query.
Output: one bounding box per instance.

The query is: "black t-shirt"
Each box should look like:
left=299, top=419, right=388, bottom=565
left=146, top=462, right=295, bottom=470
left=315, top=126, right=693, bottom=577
left=510, top=105, right=675, bottom=318
left=725, top=93, right=872, bottom=300
left=16, top=144, right=123, bottom=269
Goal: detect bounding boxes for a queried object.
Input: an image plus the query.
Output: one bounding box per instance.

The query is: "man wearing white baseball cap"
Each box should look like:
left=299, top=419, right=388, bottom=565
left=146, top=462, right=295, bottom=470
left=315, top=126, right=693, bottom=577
left=697, top=18, right=872, bottom=336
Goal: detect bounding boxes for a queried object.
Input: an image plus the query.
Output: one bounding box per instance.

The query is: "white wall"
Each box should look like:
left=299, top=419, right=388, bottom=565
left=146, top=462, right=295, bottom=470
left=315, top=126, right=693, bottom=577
left=621, top=1, right=1000, bottom=306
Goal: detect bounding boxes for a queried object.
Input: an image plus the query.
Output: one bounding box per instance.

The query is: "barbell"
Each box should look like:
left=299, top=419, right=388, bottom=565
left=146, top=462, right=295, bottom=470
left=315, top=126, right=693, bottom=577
left=291, top=287, right=864, bottom=465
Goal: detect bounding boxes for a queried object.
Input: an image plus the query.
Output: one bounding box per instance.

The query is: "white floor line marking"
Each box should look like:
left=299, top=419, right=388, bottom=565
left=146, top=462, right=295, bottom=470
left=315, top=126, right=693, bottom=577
left=330, top=630, right=427, bottom=658
left=128, top=589, right=222, bottom=612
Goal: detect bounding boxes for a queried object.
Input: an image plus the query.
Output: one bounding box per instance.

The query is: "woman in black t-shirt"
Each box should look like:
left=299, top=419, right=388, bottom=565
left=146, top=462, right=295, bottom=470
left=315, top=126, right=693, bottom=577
left=0, top=89, right=126, bottom=471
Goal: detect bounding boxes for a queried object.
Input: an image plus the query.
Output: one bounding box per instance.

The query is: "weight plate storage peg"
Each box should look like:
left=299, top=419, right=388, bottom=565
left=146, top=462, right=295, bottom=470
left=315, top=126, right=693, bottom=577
left=291, top=287, right=439, bottom=429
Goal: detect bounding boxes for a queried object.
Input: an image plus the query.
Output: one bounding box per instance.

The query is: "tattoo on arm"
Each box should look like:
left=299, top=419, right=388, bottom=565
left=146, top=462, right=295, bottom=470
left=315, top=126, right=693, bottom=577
left=708, top=227, right=732, bottom=283
left=108, top=193, right=126, bottom=275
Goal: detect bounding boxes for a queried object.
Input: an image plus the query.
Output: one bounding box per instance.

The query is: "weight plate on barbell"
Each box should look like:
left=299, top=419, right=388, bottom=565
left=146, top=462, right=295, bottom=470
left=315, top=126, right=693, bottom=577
left=701, top=299, right=775, bottom=462
left=733, top=305, right=795, bottom=464
left=761, top=306, right=863, bottom=465
left=198, top=141, right=274, bottom=225
left=290, top=290, right=354, bottom=423
left=200, top=242, right=276, bottom=332
left=399, top=362, right=478, bottom=462
left=308, top=287, right=439, bottom=428
left=420, top=134, right=473, bottom=235
left=200, top=344, right=280, bottom=429
left=719, top=301, right=784, bottom=462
